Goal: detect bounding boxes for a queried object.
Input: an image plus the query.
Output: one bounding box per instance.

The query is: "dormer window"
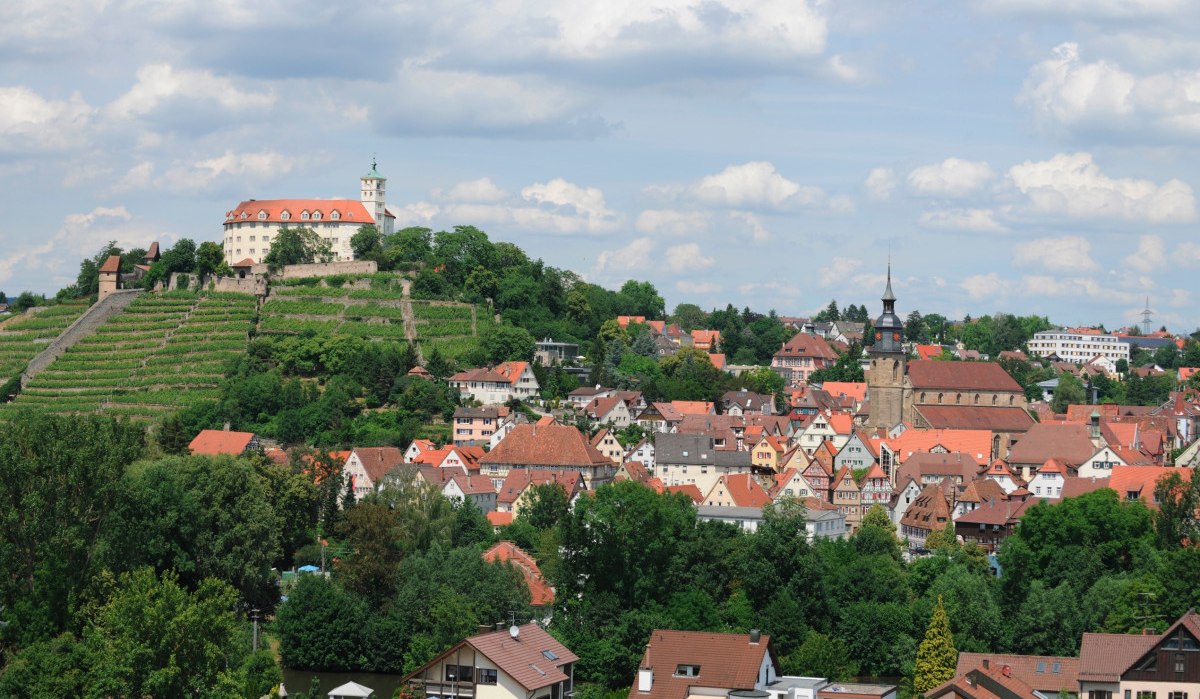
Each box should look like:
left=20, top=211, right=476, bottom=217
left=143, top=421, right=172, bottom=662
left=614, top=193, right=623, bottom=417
left=281, top=211, right=291, bottom=221
left=240, top=212, right=248, bottom=220
left=675, top=665, right=700, bottom=678
left=312, top=211, right=322, bottom=221
left=301, top=211, right=310, bottom=220
left=331, top=210, right=341, bottom=220
left=258, top=210, right=267, bottom=220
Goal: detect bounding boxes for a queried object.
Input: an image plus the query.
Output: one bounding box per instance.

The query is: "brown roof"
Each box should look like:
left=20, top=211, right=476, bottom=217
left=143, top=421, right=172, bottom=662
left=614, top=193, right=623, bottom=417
left=188, top=429, right=256, bottom=455
left=907, top=360, right=1023, bottom=392
left=900, top=482, right=952, bottom=531
left=482, top=542, right=554, bottom=607
left=915, top=405, right=1035, bottom=432
left=410, top=623, right=578, bottom=691
left=98, top=254, right=122, bottom=274
left=1007, top=424, right=1097, bottom=466
left=954, top=497, right=1032, bottom=526
left=480, top=424, right=611, bottom=468
left=897, top=452, right=982, bottom=487
left=1078, top=632, right=1158, bottom=682
left=352, top=447, right=405, bottom=482
left=775, top=333, right=838, bottom=360
left=1061, top=476, right=1109, bottom=499
left=707, top=473, right=772, bottom=508
left=629, top=630, right=776, bottom=699
left=497, top=469, right=583, bottom=505
left=928, top=663, right=1042, bottom=699
left=955, top=654, right=1078, bottom=695
left=666, top=483, right=704, bottom=504
left=448, top=474, right=497, bottom=496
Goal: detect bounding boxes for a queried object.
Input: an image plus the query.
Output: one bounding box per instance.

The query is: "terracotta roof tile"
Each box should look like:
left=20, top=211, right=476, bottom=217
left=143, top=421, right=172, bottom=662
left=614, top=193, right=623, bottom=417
left=188, top=429, right=256, bottom=455
left=705, top=473, right=771, bottom=508
left=1008, top=424, right=1097, bottom=466
left=955, top=654, right=1078, bottom=696
left=483, top=542, right=554, bottom=606
left=351, top=447, right=405, bottom=482
left=496, top=469, right=583, bottom=505
left=461, top=624, right=578, bottom=691
left=914, top=405, right=1035, bottom=432
left=666, top=483, right=704, bottom=504
left=225, top=199, right=374, bottom=225
left=1078, top=632, right=1158, bottom=682
left=629, top=630, right=775, bottom=699
left=481, top=424, right=611, bottom=468
left=907, top=360, right=1023, bottom=392
left=98, top=254, right=122, bottom=274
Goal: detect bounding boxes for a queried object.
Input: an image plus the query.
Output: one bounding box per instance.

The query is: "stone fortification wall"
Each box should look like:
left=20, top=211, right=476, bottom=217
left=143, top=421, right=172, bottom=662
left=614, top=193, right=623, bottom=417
left=21, top=289, right=143, bottom=387
left=252, top=260, right=378, bottom=279
left=212, top=276, right=268, bottom=295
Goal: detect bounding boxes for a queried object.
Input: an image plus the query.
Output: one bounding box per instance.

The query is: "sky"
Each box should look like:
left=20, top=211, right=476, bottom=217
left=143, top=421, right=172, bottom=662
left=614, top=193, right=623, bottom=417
left=3, top=1, right=1200, bottom=332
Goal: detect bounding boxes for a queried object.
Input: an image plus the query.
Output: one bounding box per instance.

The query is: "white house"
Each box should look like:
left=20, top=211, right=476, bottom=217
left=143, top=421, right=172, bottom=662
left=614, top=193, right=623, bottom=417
left=1028, top=458, right=1066, bottom=499
left=342, top=447, right=405, bottom=502
left=442, top=474, right=498, bottom=513
left=403, top=624, right=577, bottom=699
left=449, top=361, right=539, bottom=405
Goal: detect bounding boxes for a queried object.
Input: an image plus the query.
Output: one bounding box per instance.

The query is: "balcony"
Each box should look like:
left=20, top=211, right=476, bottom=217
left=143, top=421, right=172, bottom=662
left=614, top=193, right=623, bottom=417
left=413, top=680, right=476, bottom=699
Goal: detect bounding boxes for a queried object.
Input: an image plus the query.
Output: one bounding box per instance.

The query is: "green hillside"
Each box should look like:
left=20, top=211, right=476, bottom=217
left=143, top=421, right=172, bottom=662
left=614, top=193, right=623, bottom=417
left=0, top=300, right=90, bottom=387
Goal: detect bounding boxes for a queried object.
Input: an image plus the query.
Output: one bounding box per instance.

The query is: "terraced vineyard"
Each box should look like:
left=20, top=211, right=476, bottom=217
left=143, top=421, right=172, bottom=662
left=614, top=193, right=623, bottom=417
left=3, top=292, right=255, bottom=420
left=260, top=281, right=480, bottom=360
left=0, top=301, right=90, bottom=387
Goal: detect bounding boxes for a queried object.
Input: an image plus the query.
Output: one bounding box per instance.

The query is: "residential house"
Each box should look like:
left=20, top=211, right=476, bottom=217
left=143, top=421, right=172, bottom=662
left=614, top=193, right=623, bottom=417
left=954, top=654, right=1078, bottom=697
left=952, top=478, right=1008, bottom=519
left=722, top=390, right=778, bottom=416
left=453, top=406, right=509, bottom=447
left=982, top=459, right=1025, bottom=494
left=482, top=542, right=554, bottom=618
left=1027, top=458, right=1068, bottom=499
left=834, top=430, right=881, bottom=473
left=590, top=429, right=625, bottom=464
left=831, top=466, right=863, bottom=530
left=489, top=416, right=519, bottom=451
left=460, top=361, right=539, bottom=404
left=889, top=476, right=923, bottom=528
left=1107, top=465, right=1190, bottom=508
left=479, top=423, right=616, bottom=489
left=443, top=474, right=498, bottom=513
left=569, top=385, right=615, bottom=408
left=1077, top=610, right=1200, bottom=699
left=895, top=452, right=982, bottom=490
left=1007, top=423, right=1099, bottom=480
left=772, top=333, right=839, bottom=385
left=859, top=463, right=893, bottom=515
left=654, top=433, right=753, bottom=495
left=637, top=402, right=681, bottom=433
left=677, top=414, right=745, bottom=451
left=691, top=329, right=721, bottom=351
left=629, top=629, right=779, bottom=699
left=768, top=468, right=816, bottom=502
left=751, top=435, right=789, bottom=473
left=878, top=428, right=994, bottom=483
left=405, top=438, right=437, bottom=463
left=802, top=451, right=834, bottom=503
left=584, top=394, right=633, bottom=428
left=953, top=497, right=1032, bottom=553
left=667, top=484, right=705, bottom=504
left=702, top=473, right=772, bottom=508
left=805, top=503, right=849, bottom=541
left=899, top=482, right=952, bottom=550
left=629, top=439, right=655, bottom=469
left=798, top=413, right=854, bottom=455
left=926, top=661, right=1043, bottom=699
left=403, top=623, right=577, bottom=699
left=188, top=429, right=259, bottom=456
left=342, top=447, right=405, bottom=502
left=496, top=470, right=584, bottom=515
left=535, top=338, right=580, bottom=366
left=697, top=506, right=769, bottom=532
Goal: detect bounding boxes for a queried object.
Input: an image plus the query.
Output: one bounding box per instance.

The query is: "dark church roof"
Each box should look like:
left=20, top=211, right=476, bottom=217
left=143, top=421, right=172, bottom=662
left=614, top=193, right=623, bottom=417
left=907, top=360, right=1023, bottom=392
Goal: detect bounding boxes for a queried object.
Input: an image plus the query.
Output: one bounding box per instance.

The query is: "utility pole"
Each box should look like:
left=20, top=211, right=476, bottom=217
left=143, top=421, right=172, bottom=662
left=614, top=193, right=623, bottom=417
left=251, top=607, right=261, bottom=652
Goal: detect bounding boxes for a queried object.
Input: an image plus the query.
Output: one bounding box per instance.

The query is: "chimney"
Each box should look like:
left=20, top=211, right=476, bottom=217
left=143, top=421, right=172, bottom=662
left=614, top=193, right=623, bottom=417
left=479, top=624, right=493, bottom=635
left=982, top=659, right=989, bottom=670
left=1001, top=665, right=1012, bottom=677
left=749, top=629, right=761, bottom=644
left=638, top=645, right=654, bottom=692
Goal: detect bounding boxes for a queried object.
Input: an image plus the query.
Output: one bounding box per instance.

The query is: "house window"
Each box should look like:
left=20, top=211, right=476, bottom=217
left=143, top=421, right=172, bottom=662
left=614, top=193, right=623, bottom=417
left=301, top=211, right=310, bottom=220
left=1176, top=654, right=1186, bottom=673
left=1137, top=693, right=1156, bottom=699
left=281, top=211, right=291, bottom=220
left=257, top=210, right=267, bottom=220
left=332, top=210, right=341, bottom=220
left=445, top=665, right=475, bottom=682
left=675, top=665, right=701, bottom=678
left=476, top=669, right=498, bottom=685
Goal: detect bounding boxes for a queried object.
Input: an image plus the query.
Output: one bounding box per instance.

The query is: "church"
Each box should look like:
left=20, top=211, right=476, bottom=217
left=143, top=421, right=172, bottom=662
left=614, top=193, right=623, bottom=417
left=221, top=161, right=396, bottom=265
left=865, top=268, right=1034, bottom=458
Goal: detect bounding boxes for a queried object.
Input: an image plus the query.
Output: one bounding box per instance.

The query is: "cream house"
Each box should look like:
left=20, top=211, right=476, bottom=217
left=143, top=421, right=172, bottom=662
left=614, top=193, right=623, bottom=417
left=404, top=624, right=577, bottom=699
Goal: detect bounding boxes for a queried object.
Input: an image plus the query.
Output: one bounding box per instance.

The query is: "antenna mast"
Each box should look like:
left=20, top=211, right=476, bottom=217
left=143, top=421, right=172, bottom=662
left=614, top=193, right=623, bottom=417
left=1141, top=297, right=1154, bottom=334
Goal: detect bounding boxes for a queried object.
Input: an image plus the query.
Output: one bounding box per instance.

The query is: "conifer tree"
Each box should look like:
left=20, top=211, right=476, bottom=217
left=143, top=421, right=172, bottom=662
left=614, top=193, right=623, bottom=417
left=914, top=595, right=958, bottom=694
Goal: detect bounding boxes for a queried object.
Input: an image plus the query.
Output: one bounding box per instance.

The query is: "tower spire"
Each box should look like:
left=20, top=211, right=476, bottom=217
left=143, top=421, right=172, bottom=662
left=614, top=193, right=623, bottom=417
left=883, top=259, right=895, bottom=302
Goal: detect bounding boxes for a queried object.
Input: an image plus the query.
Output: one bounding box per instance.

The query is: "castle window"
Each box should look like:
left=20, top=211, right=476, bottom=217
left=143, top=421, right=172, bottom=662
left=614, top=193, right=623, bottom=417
left=258, top=210, right=267, bottom=220
left=240, top=212, right=248, bottom=220
left=974, top=394, right=980, bottom=405
left=301, top=211, right=310, bottom=220
left=281, top=211, right=291, bottom=221
left=331, top=210, right=340, bottom=220
left=992, top=395, right=998, bottom=405
left=312, top=211, right=322, bottom=220
left=956, top=393, right=962, bottom=405
left=938, top=393, right=944, bottom=404
left=1009, top=395, right=1015, bottom=405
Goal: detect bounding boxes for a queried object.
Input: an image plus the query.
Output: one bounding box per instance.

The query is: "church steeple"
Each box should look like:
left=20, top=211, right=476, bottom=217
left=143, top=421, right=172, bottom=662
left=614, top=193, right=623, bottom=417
left=871, top=262, right=904, bottom=355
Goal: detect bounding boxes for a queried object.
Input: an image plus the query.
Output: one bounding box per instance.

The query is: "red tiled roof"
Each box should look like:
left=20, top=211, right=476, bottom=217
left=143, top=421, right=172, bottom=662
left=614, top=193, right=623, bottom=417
left=822, top=381, right=867, bottom=402
left=883, top=429, right=994, bottom=464
left=955, top=497, right=1032, bottom=526
left=629, top=630, right=775, bottom=699
left=955, top=654, right=1079, bottom=695
left=483, top=541, right=555, bottom=606
left=914, top=405, right=1036, bottom=432
left=480, top=424, right=611, bottom=468
left=907, top=360, right=1023, bottom=392
left=188, top=429, right=256, bottom=456
left=232, top=257, right=255, bottom=268
left=497, top=469, right=583, bottom=505
left=1107, top=465, right=1190, bottom=506
left=487, top=511, right=513, bottom=527
left=928, top=663, right=1042, bottom=699
left=775, top=333, right=838, bottom=360
left=1078, top=632, right=1158, bottom=682
left=225, top=198, right=375, bottom=225
left=99, top=254, right=122, bottom=274
left=1007, top=424, right=1097, bottom=466
left=706, top=473, right=771, bottom=508
left=666, top=484, right=705, bottom=504
left=671, top=400, right=714, bottom=415
left=709, top=353, right=726, bottom=370
left=351, top=447, right=405, bottom=482
left=916, top=344, right=944, bottom=360
left=421, top=623, right=578, bottom=692
left=448, top=474, right=497, bottom=495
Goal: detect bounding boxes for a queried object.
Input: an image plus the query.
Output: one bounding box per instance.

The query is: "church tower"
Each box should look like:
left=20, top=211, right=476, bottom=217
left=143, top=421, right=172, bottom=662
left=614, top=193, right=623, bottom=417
left=360, top=159, right=389, bottom=234
left=866, top=264, right=909, bottom=434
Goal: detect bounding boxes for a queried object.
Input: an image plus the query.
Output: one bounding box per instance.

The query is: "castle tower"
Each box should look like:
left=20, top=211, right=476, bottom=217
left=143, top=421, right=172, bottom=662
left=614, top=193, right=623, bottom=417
left=866, top=264, right=908, bottom=435
left=360, top=159, right=388, bottom=233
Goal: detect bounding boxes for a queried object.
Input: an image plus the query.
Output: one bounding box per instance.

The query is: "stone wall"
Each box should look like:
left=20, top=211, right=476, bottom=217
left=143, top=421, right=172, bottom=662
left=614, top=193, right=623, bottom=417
left=21, top=289, right=143, bottom=387
left=253, top=260, right=378, bottom=279
left=211, top=276, right=268, bottom=296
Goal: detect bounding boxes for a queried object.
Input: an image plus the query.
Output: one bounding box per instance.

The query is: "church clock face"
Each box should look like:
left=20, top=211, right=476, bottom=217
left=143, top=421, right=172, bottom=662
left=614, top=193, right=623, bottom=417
left=875, top=331, right=882, bottom=341
left=893, top=332, right=901, bottom=342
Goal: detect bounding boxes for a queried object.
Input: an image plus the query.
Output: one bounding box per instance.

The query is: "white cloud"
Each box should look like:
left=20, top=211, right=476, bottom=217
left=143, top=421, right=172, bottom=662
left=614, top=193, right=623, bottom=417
left=0, top=86, right=93, bottom=153
left=1124, top=234, right=1167, bottom=273
left=917, top=208, right=1007, bottom=232
left=676, top=280, right=722, bottom=294
left=595, top=237, right=656, bottom=274
left=1014, top=235, right=1098, bottom=272
left=0, top=206, right=160, bottom=287
left=961, top=272, right=1010, bottom=300
left=1008, top=152, right=1196, bottom=223
left=820, top=257, right=863, bottom=286
left=1022, top=275, right=1143, bottom=304
left=664, top=243, right=714, bottom=273
left=1175, top=241, right=1200, bottom=266
left=907, top=158, right=994, bottom=197
left=690, top=161, right=822, bottom=210
left=518, top=178, right=622, bottom=233
left=981, top=1, right=1184, bottom=19
left=435, top=177, right=509, bottom=203
left=635, top=209, right=709, bottom=236
left=106, top=63, right=274, bottom=119
left=1018, top=42, right=1200, bottom=139
left=162, top=150, right=302, bottom=190
left=727, top=211, right=772, bottom=243
left=865, top=167, right=897, bottom=201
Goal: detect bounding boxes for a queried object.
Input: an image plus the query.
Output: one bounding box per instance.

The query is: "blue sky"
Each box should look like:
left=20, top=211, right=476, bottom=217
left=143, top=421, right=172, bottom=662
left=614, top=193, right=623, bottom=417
left=3, top=0, right=1200, bottom=331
